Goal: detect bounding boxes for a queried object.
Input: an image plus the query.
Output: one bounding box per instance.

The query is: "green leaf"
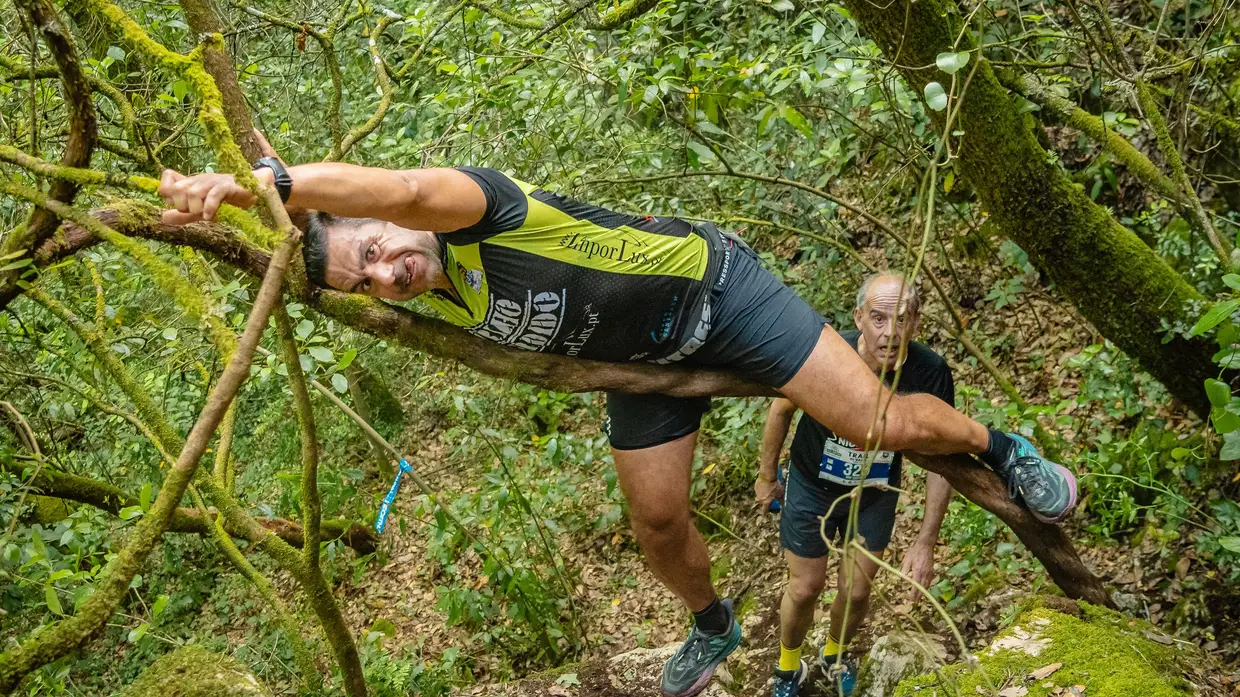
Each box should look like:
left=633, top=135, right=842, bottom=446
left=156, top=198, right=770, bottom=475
left=770, top=0, right=795, bottom=10
left=778, top=105, right=813, bottom=137
left=1213, top=347, right=1240, bottom=369
left=1221, top=432, right=1240, bottom=461
left=811, top=22, right=826, bottom=44
left=152, top=594, right=169, bottom=618
left=331, top=373, right=349, bottom=394
left=337, top=347, right=358, bottom=371
left=942, top=170, right=955, bottom=193
left=556, top=673, right=581, bottom=687
left=1206, top=378, right=1232, bottom=408
left=309, top=346, right=334, bottom=363
left=128, top=623, right=149, bottom=643
left=0, top=258, right=33, bottom=272
left=139, top=482, right=153, bottom=512
left=370, top=618, right=397, bottom=637
left=106, top=46, right=126, bottom=62
left=1224, top=274, right=1240, bottom=291
left=437, top=62, right=459, bottom=74
left=1190, top=298, right=1240, bottom=336
left=162, top=327, right=178, bottom=341
left=1219, top=536, right=1240, bottom=552
left=45, top=586, right=64, bottom=615
left=924, top=81, right=948, bottom=111
left=119, top=506, right=144, bottom=520
left=1212, top=409, right=1240, bottom=434
left=935, top=51, right=970, bottom=75
left=295, top=319, right=315, bottom=339
left=686, top=140, right=716, bottom=163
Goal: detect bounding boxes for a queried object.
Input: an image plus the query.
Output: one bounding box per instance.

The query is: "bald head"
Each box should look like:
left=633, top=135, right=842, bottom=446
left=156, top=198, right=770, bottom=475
left=853, top=273, right=922, bottom=371
left=855, top=273, right=921, bottom=315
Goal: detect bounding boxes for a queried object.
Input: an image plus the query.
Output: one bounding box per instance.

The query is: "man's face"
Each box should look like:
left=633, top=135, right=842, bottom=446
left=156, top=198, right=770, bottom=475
left=854, top=276, right=921, bottom=371
left=323, top=219, right=441, bottom=301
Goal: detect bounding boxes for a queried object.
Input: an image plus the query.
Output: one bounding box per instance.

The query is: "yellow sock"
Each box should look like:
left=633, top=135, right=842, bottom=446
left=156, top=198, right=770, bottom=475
left=778, top=642, right=803, bottom=671
left=822, top=636, right=843, bottom=658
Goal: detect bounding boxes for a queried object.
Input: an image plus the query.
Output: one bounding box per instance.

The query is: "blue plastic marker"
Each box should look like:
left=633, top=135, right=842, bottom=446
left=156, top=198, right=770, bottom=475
left=375, top=458, right=413, bottom=534
left=769, top=465, right=785, bottom=513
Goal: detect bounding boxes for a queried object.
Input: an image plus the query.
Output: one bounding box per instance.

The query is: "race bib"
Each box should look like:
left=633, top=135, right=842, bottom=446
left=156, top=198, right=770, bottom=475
left=818, top=434, right=895, bottom=487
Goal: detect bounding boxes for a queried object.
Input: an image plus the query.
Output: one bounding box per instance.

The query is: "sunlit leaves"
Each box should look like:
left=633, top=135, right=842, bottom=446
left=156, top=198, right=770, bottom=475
left=924, top=81, right=948, bottom=111
left=935, top=51, right=970, bottom=75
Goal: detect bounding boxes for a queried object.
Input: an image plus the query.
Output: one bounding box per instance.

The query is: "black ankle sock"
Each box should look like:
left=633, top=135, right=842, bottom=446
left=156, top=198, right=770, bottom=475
left=692, top=597, right=730, bottom=635
left=980, top=428, right=1016, bottom=470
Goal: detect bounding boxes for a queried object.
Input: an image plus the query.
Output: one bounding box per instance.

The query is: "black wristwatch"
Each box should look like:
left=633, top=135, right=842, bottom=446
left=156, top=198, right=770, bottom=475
left=254, top=156, right=292, bottom=203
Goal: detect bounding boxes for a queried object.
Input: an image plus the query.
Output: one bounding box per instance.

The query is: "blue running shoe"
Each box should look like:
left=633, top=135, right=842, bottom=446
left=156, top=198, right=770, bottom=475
left=661, top=599, right=743, bottom=697
left=819, top=653, right=857, bottom=697
left=771, top=659, right=808, bottom=697
left=995, top=434, right=1078, bottom=524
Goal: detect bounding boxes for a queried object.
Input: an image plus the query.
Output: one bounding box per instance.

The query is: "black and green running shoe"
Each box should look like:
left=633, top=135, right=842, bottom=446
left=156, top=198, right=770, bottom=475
left=660, top=598, right=743, bottom=697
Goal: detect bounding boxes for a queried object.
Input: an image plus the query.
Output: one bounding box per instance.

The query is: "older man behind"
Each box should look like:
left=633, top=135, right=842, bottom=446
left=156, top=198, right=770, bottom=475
left=755, top=274, right=954, bottom=697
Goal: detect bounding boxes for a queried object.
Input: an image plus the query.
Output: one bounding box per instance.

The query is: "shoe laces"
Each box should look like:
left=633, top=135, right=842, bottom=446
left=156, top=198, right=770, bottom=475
left=1010, top=457, right=1048, bottom=501
left=672, top=633, right=711, bottom=670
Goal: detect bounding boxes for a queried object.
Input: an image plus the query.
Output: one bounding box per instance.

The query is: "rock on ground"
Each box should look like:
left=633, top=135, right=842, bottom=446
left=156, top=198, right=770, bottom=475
left=857, top=631, right=947, bottom=697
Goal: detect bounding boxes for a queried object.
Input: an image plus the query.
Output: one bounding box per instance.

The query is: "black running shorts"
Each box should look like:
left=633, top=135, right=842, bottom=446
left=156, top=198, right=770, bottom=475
left=779, top=465, right=899, bottom=558
left=604, top=235, right=826, bottom=451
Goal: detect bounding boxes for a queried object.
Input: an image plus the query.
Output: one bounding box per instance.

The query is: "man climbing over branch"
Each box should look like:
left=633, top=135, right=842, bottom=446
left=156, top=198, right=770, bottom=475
left=158, top=151, right=1077, bottom=697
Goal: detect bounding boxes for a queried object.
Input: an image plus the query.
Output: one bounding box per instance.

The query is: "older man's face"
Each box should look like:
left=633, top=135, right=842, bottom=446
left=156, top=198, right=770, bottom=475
left=323, top=220, right=442, bottom=301
left=854, top=276, right=920, bottom=371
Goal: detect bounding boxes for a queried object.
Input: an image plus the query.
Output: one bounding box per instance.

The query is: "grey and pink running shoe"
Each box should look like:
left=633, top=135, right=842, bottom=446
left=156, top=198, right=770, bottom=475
left=996, top=434, right=1078, bottom=523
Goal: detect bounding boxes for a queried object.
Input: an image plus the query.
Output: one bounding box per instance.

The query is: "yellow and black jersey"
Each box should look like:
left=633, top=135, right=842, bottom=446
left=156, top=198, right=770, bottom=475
left=422, top=167, right=729, bottom=363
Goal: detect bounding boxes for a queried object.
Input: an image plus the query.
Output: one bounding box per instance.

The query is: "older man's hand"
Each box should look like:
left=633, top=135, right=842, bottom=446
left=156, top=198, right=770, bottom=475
left=899, top=540, right=937, bottom=601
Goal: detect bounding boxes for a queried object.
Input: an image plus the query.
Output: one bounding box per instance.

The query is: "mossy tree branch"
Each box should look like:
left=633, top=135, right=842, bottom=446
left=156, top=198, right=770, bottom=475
left=0, top=459, right=377, bottom=554
left=8, top=0, right=97, bottom=253
left=176, top=0, right=261, bottom=162
left=328, top=16, right=394, bottom=161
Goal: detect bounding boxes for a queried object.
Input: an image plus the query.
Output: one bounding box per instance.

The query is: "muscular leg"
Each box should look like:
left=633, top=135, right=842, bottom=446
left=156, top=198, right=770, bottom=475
left=780, top=327, right=989, bottom=455
left=613, top=432, right=717, bottom=611
left=780, top=550, right=830, bottom=651
left=827, top=545, right=881, bottom=650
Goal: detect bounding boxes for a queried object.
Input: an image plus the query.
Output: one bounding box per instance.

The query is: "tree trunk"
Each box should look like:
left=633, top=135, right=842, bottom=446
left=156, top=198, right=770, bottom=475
left=176, top=0, right=259, bottom=162
left=841, top=0, right=1215, bottom=417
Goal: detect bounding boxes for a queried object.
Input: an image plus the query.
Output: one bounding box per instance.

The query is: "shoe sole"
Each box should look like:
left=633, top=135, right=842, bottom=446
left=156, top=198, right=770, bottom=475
left=662, top=624, right=743, bottom=697
left=1030, top=464, right=1078, bottom=524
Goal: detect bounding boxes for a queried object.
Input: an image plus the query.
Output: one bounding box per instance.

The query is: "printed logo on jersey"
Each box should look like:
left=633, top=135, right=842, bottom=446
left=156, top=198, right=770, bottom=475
left=471, top=289, right=566, bottom=352
left=817, top=433, right=895, bottom=487
left=457, top=262, right=484, bottom=293
left=562, top=304, right=600, bottom=357
left=557, top=232, right=664, bottom=267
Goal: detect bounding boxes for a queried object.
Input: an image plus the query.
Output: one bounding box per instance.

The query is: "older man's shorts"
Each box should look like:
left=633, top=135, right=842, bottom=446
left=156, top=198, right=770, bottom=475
left=779, top=465, right=899, bottom=559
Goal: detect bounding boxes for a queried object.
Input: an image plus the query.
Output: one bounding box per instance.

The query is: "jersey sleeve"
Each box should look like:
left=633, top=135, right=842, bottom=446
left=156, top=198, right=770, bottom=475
left=930, top=357, right=956, bottom=406
left=451, top=167, right=530, bottom=241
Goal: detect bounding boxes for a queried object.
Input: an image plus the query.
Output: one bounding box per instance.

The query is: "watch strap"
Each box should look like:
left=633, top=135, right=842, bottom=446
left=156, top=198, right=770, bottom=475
left=254, top=156, right=292, bottom=203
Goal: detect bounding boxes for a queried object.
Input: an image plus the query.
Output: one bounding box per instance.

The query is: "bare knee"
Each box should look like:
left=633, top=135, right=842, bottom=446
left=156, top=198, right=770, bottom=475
left=787, top=570, right=827, bottom=605
left=630, top=503, right=691, bottom=543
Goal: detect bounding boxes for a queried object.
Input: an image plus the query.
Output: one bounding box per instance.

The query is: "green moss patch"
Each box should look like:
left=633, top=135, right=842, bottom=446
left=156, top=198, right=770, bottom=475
left=119, top=646, right=270, bottom=697
left=895, top=605, right=1193, bottom=697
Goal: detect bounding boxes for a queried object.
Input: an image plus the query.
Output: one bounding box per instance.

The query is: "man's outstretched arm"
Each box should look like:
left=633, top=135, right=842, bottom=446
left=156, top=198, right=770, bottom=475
left=755, top=397, right=798, bottom=509
left=159, top=163, right=487, bottom=232
left=900, top=471, right=952, bottom=595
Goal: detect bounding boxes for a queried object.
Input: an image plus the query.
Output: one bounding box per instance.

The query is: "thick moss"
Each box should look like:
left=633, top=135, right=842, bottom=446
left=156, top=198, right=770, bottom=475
left=118, top=646, right=271, bottom=697
left=894, top=606, right=1193, bottom=697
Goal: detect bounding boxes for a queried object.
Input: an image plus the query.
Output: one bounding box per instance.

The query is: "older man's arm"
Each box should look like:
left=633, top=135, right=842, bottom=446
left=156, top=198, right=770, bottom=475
left=899, top=471, right=952, bottom=598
